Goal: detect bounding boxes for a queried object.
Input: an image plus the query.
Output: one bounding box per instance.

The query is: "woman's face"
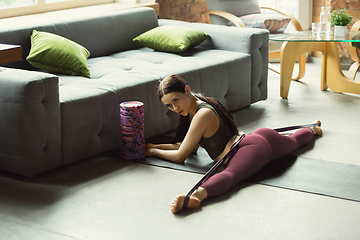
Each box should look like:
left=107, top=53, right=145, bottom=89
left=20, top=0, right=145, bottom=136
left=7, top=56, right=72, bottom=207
left=161, top=90, right=191, bottom=116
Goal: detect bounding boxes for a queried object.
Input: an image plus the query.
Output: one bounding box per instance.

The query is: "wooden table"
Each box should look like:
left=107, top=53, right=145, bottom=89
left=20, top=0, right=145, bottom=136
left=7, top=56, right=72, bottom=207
left=270, top=31, right=360, bottom=98
left=0, top=44, right=22, bottom=65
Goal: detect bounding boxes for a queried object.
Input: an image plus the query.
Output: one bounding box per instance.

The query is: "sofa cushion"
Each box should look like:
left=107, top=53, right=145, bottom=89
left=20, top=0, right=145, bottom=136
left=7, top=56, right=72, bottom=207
left=133, top=25, right=209, bottom=53
left=26, top=30, right=91, bottom=78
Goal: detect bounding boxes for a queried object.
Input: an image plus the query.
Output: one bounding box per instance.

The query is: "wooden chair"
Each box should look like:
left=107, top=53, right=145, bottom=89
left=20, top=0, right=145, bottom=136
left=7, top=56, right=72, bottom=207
left=348, top=21, right=360, bottom=80
left=204, top=0, right=306, bottom=80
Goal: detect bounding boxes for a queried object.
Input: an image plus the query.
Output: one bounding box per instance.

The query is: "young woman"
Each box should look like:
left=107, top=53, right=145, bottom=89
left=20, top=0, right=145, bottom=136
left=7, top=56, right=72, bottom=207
left=145, top=74, right=322, bottom=213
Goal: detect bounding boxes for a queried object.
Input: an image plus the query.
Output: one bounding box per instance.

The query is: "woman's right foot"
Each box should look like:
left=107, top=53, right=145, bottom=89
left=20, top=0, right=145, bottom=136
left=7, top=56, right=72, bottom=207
left=171, top=195, right=201, bottom=213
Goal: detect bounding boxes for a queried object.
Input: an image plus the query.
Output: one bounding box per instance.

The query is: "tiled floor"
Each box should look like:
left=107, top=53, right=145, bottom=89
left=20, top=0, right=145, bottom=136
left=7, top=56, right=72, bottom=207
left=1, top=58, right=360, bottom=240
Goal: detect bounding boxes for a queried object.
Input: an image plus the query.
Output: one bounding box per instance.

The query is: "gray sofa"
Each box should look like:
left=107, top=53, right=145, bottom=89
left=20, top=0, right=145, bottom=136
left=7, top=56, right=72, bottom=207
left=0, top=7, right=268, bottom=177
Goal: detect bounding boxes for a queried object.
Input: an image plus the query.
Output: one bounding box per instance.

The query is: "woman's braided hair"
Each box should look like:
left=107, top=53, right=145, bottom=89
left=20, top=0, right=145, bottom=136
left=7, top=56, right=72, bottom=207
left=158, top=74, right=238, bottom=142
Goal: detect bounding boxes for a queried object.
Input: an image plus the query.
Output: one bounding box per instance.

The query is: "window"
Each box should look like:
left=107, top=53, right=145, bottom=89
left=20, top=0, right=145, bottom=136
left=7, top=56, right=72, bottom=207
left=46, top=0, right=69, bottom=3
left=0, top=0, right=113, bottom=18
left=258, top=0, right=302, bottom=19
left=0, top=0, right=37, bottom=9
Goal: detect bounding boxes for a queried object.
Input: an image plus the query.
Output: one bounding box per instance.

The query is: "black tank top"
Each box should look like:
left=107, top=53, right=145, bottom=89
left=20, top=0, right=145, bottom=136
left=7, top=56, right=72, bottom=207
left=197, top=102, right=233, bottom=160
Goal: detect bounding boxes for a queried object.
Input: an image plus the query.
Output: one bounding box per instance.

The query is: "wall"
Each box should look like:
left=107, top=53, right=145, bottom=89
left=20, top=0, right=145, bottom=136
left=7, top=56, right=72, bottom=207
left=156, top=0, right=210, bottom=23
left=313, top=0, right=360, bottom=65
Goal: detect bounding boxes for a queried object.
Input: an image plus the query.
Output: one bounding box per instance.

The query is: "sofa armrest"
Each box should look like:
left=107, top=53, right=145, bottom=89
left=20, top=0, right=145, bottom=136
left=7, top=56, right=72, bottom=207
left=0, top=67, right=62, bottom=176
left=158, top=19, right=268, bottom=102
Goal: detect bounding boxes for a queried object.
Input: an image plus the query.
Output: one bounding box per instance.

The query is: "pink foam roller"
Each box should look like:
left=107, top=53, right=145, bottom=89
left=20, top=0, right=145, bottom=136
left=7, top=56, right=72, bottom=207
left=120, top=101, right=145, bottom=161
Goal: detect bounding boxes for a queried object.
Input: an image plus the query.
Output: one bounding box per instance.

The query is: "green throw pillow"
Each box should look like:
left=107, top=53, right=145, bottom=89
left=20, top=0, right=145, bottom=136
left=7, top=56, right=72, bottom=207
left=133, top=25, right=209, bottom=53
left=27, top=30, right=91, bottom=78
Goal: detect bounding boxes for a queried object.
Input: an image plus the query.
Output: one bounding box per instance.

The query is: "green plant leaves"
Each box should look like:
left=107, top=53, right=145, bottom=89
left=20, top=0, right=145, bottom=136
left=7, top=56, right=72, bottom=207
left=330, top=9, right=353, bottom=26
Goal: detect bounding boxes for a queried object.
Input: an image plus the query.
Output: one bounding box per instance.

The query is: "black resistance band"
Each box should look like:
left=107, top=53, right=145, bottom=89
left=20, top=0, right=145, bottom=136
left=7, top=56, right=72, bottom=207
left=181, top=122, right=320, bottom=210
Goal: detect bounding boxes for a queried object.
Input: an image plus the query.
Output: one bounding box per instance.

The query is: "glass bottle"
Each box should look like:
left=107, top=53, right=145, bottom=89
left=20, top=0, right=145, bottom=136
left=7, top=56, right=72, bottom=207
left=320, top=6, right=331, bottom=34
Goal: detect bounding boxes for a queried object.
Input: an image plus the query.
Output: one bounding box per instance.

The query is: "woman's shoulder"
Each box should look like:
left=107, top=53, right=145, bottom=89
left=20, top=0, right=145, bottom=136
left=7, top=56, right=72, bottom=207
left=197, top=101, right=217, bottom=115
left=197, top=101, right=212, bottom=110
left=197, top=101, right=219, bottom=117
left=194, top=102, right=219, bottom=122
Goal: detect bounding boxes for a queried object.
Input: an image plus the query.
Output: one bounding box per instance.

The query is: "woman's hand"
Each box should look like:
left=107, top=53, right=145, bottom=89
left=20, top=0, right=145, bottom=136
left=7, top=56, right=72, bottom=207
left=145, top=147, right=155, bottom=157
left=144, top=141, right=196, bottom=163
left=145, top=142, right=181, bottom=150
left=145, top=143, right=155, bottom=149
left=145, top=143, right=157, bottom=157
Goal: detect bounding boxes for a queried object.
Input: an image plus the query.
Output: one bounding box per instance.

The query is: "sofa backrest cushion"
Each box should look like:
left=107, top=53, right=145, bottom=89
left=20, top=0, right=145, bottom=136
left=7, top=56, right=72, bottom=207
left=0, top=7, right=159, bottom=70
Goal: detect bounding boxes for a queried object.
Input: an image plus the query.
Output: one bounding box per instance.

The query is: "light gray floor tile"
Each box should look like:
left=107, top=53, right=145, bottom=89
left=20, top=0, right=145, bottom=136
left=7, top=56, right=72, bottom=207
left=1, top=58, right=360, bottom=240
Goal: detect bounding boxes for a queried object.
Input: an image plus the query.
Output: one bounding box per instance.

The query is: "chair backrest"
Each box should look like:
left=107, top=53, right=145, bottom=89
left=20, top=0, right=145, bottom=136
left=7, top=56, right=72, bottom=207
left=207, top=0, right=261, bottom=25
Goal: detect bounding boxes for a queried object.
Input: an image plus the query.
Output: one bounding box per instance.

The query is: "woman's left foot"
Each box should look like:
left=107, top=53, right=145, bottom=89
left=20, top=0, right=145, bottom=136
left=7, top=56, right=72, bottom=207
left=311, top=126, right=322, bottom=135
left=311, top=121, right=322, bottom=135
left=171, top=195, right=200, bottom=213
left=311, top=120, right=322, bottom=135
left=314, top=120, right=321, bottom=127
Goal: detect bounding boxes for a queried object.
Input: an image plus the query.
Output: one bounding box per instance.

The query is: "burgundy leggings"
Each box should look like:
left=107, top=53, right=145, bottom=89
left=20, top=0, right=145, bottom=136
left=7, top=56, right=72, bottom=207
left=200, top=127, right=314, bottom=197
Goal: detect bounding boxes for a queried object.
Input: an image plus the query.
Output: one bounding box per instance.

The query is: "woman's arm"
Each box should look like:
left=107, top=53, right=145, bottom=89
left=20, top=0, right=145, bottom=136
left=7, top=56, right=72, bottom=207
left=145, top=109, right=217, bottom=163
left=146, top=142, right=199, bottom=155
left=145, top=142, right=181, bottom=150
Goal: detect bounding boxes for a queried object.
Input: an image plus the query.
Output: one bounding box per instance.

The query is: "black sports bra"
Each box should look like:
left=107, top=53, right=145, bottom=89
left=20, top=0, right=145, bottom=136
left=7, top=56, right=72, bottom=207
left=197, top=102, right=233, bottom=160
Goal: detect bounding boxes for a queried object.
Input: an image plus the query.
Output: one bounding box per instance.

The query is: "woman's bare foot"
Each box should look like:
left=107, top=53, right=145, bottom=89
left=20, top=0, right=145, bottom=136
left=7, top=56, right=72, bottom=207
left=171, top=187, right=207, bottom=213
left=171, top=195, right=201, bottom=213
left=314, top=120, right=321, bottom=127
left=311, top=120, right=322, bottom=135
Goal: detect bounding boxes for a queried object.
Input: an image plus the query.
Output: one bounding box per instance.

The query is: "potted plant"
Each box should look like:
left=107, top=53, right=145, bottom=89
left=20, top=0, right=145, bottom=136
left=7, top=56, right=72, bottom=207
left=330, top=9, right=353, bottom=36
